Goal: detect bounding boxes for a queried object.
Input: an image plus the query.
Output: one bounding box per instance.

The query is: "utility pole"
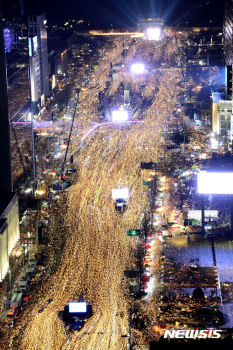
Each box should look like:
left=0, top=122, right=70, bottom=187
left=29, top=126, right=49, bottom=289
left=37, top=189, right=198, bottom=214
left=201, top=195, right=205, bottom=233
left=127, top=308, right=133, bottom=350
left=31, top=114, right=37, bottom=197
left=144, top=211, right=147, bottom=252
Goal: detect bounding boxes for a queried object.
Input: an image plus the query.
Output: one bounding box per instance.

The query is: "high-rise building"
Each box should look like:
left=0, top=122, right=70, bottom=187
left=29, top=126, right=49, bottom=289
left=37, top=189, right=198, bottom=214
left=0, top=3, right=20, bottom=283
left=28, top=13, right=49, bottom=114
left=223, top=0, right=233, bottom=97
left=0, top=0, right=12, bottom=193
left=2, top=0, right=27, bottom=22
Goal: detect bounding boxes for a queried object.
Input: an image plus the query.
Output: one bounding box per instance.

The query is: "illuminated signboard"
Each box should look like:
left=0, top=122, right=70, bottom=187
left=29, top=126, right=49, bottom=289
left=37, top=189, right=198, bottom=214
left=28, top=36, right=38, bottom=57
left=197, top=172, right=233, bottom=194
left=69, top=302, right=87, bottom=313
left=188, top=210, right=219, bottom=221
left=28, top=37, right=32, bottom=57
left=112, top=109, right=128, bottom=122
left=112, top=188, right=129, bottom=199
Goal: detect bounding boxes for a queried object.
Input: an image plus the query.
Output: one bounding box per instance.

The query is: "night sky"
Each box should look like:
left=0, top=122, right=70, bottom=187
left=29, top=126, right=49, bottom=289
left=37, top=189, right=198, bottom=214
left=28, top=0, right=222, bottom=28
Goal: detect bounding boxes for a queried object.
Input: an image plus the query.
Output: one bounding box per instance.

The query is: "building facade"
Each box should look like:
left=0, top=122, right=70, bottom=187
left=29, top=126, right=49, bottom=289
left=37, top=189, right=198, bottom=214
left=224, top=0, right=233, bottom=97
left=212, top=93, right=232, bottom=141
left=224, top=0, right=233, bottom=66
left=28, top=13, right=49, bottom=114
left=0, top=192, right=20, bottom=282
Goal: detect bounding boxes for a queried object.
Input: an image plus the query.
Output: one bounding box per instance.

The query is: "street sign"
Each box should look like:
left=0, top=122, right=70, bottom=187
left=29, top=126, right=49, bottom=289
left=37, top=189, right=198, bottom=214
left=141, top=162, right=156, bottom=170
left=143, top=180, right=152, bottom=186
left=127, top=229, right=141, bottom=236
left=160, top=133, right=172, bottom=137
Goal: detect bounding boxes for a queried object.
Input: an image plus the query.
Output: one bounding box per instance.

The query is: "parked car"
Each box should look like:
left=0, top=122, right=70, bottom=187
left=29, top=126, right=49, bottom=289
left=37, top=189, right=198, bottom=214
left=163, top=224, right=186, bottom=236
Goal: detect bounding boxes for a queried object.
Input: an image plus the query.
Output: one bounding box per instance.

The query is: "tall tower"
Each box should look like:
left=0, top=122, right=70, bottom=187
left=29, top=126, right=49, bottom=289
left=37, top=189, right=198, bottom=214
left=28, top=13, right=49, bottom=113
left=223, top=0, right=233, bottom=97
left=0, top=0, right=12, bottom=192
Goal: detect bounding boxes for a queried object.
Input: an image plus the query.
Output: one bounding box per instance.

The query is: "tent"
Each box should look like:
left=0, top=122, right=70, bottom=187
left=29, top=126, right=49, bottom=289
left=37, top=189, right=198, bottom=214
left=142, top=275, right=150, bottom=283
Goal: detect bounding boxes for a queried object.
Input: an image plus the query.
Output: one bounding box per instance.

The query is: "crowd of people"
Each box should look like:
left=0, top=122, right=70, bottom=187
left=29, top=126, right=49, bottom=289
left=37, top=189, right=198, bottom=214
left=0, top=30, right=227, bottom=350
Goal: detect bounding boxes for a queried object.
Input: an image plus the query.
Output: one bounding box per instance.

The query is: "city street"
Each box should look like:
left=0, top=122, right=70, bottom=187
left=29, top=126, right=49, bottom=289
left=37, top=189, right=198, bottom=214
left=0, top=26, right=231, bottom=350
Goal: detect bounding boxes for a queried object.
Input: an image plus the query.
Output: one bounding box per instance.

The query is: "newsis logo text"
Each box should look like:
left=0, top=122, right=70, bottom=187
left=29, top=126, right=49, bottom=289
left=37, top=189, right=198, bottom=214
left=164, top=329, right=222, bottom=339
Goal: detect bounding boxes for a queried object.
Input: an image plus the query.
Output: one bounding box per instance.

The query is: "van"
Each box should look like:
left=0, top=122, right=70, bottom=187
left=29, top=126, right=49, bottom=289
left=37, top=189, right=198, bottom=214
left=18, top=280, right=28, bottom=292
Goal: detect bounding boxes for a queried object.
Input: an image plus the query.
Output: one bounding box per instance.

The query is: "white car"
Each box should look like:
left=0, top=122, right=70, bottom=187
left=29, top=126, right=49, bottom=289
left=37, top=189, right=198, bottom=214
left=157, top=229, right=172, bottom=237
left=163, top=224, right=186, bottom=236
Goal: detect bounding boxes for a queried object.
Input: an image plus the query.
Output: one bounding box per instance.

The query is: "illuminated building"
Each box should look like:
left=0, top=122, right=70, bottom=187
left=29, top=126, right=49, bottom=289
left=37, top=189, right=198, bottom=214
left=0, top=1, right=12, bottom=193
left=223, top=0, right=233, bottom=97
left=0, top=5, right=20, bottom=284
left=48, top=28, right=78, bottom=75
left=3, top=27, right=14, bottom=52
left=28, top=13, right=49, bottom=113
left=0, top=192, right=20, bottom=282
left=224, top=0, right=233, bottom=67
left=211, top=92, right=232, bottom=141
left=28, top=35, right=41, bottom=113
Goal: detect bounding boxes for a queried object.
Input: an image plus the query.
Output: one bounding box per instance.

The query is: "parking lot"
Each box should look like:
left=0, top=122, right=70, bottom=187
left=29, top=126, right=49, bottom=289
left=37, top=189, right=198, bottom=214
left=162, top=233, right=233, bottom=326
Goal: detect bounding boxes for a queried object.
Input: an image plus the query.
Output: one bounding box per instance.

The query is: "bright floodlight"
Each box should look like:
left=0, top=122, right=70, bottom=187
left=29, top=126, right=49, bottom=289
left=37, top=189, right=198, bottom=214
left=112, top=188, right=129, bottom=199
left=112, top=110, right=128, bottom=122
left=69, top=302, right=87, bottom=313
left=197, top=172, right=233, bottom=194
left=131, top=63, right=145, bottom=74
left=146, top=28, right=161, bottom=41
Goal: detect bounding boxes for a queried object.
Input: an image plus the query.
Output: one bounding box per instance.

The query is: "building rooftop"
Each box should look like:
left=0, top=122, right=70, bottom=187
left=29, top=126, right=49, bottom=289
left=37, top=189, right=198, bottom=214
left=0, top=191, right=16, bottom=217
left=212, top=92, right=226, bottom=103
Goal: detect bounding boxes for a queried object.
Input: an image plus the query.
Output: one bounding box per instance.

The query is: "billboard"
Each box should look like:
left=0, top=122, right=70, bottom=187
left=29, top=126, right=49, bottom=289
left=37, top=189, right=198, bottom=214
left=28, top=36, right=38, bottom=57
left=112, top=109, right=128, bottom=122
left=112, top=188, right=129, bottom=199
left=69, top=302, right=87, bottom=313
left=188, top=210, right=219, bottom=221
left=197, top=172, right=233, bottom=194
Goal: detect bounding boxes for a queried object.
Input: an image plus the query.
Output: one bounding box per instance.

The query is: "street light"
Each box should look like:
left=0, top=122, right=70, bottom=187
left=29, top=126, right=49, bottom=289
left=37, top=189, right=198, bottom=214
left=111, top=24, right=113, bottom=32
left=210, top=20, right=212, bottom=27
